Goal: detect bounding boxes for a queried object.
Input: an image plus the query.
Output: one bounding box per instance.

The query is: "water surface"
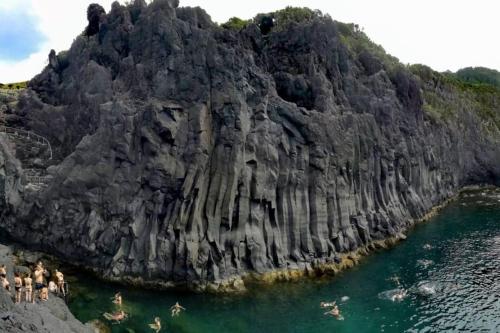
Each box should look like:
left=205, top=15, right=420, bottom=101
left=69, top=188, right=500, bottom=333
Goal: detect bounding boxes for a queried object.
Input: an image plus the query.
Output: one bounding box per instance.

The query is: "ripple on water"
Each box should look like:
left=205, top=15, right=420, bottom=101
left=416, top=259, right=434, bottom=269
left=378, top=288, right=408, bottom=302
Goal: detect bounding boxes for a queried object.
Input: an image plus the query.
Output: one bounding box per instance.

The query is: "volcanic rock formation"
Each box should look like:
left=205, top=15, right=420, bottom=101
left=0, top=0, right=499, bottom=291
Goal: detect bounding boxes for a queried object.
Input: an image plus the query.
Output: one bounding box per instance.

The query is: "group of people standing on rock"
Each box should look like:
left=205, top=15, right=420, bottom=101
left=0, top=261, right=66, bottom=304
left=102, top=291, right=186, bottom=332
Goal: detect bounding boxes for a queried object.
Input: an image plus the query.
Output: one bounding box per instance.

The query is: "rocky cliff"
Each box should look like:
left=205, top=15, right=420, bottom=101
left=0, top=0, right=499, bottom=291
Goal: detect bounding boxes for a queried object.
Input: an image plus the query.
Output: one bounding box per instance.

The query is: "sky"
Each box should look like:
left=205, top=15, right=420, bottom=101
left=0, top=0, right=499, bottom=83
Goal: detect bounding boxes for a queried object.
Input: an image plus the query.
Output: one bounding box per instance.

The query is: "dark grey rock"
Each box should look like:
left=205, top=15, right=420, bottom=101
left=0, top=0, right=499, bottom=290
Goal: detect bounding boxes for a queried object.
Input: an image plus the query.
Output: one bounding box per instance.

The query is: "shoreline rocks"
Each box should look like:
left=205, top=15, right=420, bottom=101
left=0, top=244, right=92, bottom=333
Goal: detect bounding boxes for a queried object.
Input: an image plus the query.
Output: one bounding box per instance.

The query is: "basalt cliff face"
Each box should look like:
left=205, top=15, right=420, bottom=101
left=0, top=0, right=499, bottom=291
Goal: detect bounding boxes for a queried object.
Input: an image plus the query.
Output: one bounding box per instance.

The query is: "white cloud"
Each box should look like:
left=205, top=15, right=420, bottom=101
left=1, top=0, right=500, bottom=82
left=0, top=0, right=117, bottom=83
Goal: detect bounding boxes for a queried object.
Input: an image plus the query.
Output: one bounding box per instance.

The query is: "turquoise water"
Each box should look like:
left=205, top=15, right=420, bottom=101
left=69, top=188, right=500, bottom=333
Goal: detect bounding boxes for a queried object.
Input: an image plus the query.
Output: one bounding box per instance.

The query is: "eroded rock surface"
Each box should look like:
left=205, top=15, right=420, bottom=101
left=0, top=0, right=499, bottom=290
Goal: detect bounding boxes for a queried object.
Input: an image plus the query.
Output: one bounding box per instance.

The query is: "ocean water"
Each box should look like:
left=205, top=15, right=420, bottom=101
left=68, top=188, right=500, bottom=333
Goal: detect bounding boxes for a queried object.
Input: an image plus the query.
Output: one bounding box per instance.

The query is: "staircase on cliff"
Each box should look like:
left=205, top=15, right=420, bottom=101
left=0, top=89, right=54, bottom=191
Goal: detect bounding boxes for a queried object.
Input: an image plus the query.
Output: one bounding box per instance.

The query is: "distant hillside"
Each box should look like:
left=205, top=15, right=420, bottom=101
left=0, top=81, right=28, bottom=90
left=455, top=67, right=500, bottom=88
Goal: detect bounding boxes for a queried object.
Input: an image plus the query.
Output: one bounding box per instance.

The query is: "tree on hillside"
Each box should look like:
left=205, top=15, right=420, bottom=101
left=221, top=17, right=249, bottom=31
left=455, top=67, right=500, bottom=88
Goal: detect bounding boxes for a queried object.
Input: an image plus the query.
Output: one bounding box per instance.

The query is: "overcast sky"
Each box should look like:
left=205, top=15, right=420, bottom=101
left=1, top=0, right=499, bottom=83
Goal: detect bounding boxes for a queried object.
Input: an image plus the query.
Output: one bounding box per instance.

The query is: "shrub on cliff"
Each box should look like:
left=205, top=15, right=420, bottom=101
left=455, top=67, right=500, bottom=88
left=221, top=17, right=250, bottom=31
left=273, top=7, right=323, bottom=30
left=337, top=21, right=399, bottom=70
left=253, top=7, right=325, bottom=35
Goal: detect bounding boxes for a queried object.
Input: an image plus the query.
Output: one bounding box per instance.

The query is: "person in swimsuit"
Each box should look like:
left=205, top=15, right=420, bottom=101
left=54, top=269, right=65, bottom=296
left=40, top=286, right=49, bottom=301
left=48, top=281, right=57, bottom=293
left=391, top=289, right=407, bottom=301
left=320, top=301, right=336, bottom=308
left=0, top=265, right=6, bottom=278
left=324, top=304, right=341, bottom=318
left=170, top=302, right=185, bottom=317
left=14, top=272, right=22, bottom=303
left=149, top=317, right=161, bottom=332
left=103, top=310, right=127, bottom=323
left=1, top=275, right=9, bottom=292
left=24, top=273, right=33, bottom=303
left=34, top=263, right=47, bottom=300
left=112, top=292, right=122, bottom=306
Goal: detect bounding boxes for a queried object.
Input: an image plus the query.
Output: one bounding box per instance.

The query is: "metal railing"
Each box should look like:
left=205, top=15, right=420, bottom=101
left=23, top=168, right=51, bottom=186
left=0, top=125, right=53, bottom=160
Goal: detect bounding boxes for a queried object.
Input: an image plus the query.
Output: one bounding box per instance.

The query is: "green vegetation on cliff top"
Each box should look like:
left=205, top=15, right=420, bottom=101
left=410, top=64, right=500, bottom=132
left=455, top=67, right=500, bottom=88
left=220, top=6, right=499, bottom=133
left=0, top=81, right=27, bottom=90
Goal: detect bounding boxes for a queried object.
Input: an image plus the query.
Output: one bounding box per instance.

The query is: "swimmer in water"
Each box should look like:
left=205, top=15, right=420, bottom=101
left=324, top=304, right=341, bottom=318
left=149, top=317, right=161, bottom=332
left=391, top=289, right=407, bottom=302
left=103, top=310, right=127, bottom=323
left=170, top=302, right=185, bottom=317
left=320, top=301, right=336, bottom=308
left=112, top=292, right=122, bottom=306
left=389, top=275, right=401, bottom=286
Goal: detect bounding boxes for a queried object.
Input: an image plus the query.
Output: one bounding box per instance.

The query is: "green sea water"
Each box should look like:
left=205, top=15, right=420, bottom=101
left=68, top=188, right=500, bottom=333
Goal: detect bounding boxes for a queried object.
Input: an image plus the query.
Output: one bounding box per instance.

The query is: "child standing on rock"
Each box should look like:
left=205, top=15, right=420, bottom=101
left=0, top=264, right=6, bottom=278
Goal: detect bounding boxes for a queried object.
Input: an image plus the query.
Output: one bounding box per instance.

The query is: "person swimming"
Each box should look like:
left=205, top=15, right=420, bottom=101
left=391, top=289, right=407, bottom=302
left=112, top=292, right=122, bottom=306
left=103, top=310, right=127, bottom=323
left=149, top=317, right=161, bottom=332
left=389, top=275, right=401, bottom=286
left=24, top=273, right=33, bottom=303
left=170, top=302, right=185, bottom=317
left=14, top=272, right=22, bottom=303
left=320, top=301, right=336, bottom=308
left=324, top=304, right=341, bottom=318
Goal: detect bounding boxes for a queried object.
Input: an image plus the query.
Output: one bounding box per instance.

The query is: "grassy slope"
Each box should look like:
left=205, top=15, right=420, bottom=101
left=335, top=22, right=500, bottom=134
left=0, top=81, right=28, bottom=90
